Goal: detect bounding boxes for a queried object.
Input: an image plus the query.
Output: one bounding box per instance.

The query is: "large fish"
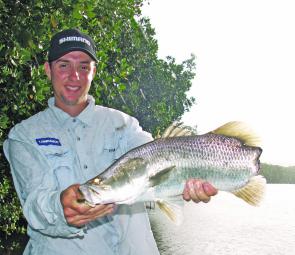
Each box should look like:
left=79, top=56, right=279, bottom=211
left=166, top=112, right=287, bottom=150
left=79, top=121, right=266, bottom=224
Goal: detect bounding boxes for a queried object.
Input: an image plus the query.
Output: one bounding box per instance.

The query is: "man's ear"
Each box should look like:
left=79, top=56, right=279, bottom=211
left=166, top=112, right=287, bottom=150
left=44, top=62, right=51, bottom=80
left=91, top=65, right=96, bottom=80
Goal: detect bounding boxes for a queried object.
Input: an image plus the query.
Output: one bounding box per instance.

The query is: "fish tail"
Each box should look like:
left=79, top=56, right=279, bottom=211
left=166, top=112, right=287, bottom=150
left=231, top=175, right=266, bottom=206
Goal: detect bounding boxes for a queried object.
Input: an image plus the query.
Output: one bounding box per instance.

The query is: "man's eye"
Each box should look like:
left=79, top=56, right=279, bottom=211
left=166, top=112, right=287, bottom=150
left=59, top=63, right=69, bottom=68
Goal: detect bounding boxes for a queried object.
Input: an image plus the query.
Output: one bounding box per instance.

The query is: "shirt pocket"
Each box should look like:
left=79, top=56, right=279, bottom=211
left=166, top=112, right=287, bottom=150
left=103, top=131, right=121, bottom=163
left=43, top=147, right=76, bottom=190
left=93, top=130, right=124, bottom=173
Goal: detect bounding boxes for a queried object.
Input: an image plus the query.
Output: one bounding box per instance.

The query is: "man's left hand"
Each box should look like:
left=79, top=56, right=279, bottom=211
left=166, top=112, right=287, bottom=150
left=183, top=179, right=218, bottom=203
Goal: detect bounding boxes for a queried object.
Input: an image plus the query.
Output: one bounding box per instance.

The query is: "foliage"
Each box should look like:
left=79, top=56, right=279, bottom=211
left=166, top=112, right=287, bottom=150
left=261, top=163, right=295, bottom=184
left=0, top=0, right=196, bottom=253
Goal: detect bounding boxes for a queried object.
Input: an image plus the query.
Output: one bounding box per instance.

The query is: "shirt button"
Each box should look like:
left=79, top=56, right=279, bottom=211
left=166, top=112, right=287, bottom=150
left=77, top=137, right=81, bottom=141
left=84, top=164, right=88, bottom=169
left=73, top=119, right=76, bottom=123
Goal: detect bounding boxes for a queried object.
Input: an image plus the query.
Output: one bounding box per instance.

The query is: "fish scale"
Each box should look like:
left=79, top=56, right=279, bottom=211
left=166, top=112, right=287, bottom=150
left=79, top=121, right=266, bottom=224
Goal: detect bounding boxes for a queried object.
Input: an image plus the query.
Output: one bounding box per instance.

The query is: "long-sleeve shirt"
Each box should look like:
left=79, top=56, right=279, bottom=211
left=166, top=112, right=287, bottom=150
left=3, top=95, right=159, bottom=255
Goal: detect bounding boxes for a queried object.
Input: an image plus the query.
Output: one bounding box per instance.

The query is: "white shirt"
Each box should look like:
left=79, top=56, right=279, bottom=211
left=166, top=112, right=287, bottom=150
left=4, top=96, right=159, bottom=255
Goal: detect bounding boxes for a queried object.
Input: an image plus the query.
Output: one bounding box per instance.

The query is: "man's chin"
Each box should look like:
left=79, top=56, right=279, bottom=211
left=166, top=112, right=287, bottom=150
left=61, top=95, right=80, bottom=106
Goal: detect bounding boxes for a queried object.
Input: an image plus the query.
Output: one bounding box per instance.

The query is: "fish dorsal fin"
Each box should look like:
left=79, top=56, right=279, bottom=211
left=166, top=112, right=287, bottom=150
left=231, top=175, right=266, bottom=206
left=149, top=166, right=176, bottom=187
left=156, top=198, right=184, bottom=225
left=210, top=121, right=261, bottom=146
left=156, top=122, right=196, bottom=139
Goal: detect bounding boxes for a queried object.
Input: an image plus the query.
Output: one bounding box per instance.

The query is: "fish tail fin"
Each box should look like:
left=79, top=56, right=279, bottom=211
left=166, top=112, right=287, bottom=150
left=211, top=121, right=261, bottom=146
left=231, top=175, right=266, bottom=206
left=156, top=197, right=184, bottom=225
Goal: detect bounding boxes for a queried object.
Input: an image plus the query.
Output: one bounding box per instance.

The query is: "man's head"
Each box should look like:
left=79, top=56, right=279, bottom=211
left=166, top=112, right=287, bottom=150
left=48, top=28, right=98, bottom=63
left=45, top=29, right=97, bottom=116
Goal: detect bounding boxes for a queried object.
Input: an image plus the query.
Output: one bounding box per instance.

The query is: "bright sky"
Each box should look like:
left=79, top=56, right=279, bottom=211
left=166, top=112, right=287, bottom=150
left=142, top=0, right=295, bottom=166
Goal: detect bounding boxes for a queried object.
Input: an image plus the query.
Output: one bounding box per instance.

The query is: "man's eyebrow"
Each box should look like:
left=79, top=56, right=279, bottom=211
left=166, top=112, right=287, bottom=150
left=55, top=59, right=70, bottom=63
left=80, top=61, right=92, bottom=64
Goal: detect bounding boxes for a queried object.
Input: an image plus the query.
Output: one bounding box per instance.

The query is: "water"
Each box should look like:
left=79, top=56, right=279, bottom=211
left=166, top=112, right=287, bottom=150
left=148, top=184, right=295, bottom=255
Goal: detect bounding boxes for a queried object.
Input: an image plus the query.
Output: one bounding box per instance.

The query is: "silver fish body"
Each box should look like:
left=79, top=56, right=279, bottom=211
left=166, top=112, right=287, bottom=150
left=79, top=123, right=265, bottom=212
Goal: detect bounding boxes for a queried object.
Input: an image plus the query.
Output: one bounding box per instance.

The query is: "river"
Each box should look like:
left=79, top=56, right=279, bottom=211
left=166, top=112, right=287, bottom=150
left=148, top=184, right=295, bottom=255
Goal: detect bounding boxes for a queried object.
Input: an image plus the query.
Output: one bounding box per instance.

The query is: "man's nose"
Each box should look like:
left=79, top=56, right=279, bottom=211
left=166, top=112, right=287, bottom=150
left=69, top=66, right=80, bottom=80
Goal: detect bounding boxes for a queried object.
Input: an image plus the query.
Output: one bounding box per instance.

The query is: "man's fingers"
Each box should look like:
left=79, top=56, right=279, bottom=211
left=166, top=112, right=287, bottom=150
left=189, top=180, right=208, bottom=203
left=66, top=204, right=115, bottom=227
left=183, top=179, right=217, bottom=203
left=182, top=187, right=191, bottom=201
left=203, top=182, right=218, bottom=196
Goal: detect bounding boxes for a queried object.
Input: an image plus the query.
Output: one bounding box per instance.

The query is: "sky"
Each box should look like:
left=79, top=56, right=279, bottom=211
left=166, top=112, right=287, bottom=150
left=142, top=0, right=295, bottom=166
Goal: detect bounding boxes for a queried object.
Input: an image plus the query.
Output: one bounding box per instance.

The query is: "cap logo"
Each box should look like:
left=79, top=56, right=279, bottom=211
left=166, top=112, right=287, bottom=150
left=59, top=36, right=91, bottom=46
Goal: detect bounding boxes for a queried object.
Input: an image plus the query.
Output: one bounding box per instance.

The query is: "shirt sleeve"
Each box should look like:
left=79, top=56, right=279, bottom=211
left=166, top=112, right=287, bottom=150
left=123, top=116, right=153, bottom=150
left=3, top=138, right=83, bottom=238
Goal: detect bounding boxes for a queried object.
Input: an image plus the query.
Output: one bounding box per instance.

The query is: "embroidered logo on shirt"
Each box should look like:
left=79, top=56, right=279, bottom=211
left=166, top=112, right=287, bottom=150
left=36, top=137, right=61, bottom=146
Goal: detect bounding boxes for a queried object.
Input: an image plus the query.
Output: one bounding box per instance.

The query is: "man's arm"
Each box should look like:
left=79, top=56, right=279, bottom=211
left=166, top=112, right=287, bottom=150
left=4, top=139, right=88, bottom=237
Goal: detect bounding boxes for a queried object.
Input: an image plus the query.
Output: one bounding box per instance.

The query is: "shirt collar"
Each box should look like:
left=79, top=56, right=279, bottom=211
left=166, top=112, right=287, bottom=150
left=48, top=95, right=96, bottom=127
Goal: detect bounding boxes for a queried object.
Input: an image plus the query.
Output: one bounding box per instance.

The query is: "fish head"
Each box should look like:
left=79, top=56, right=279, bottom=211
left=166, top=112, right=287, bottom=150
left=79, top=181, right=114, bottom=205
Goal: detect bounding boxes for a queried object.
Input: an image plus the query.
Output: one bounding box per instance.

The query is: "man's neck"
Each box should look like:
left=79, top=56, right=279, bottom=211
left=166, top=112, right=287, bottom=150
left=55, top=100, right=88, bottom=117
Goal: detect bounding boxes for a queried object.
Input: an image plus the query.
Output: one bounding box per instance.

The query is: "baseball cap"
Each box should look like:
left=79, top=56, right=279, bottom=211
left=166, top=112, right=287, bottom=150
left=48, top=28, right=98, bottom=62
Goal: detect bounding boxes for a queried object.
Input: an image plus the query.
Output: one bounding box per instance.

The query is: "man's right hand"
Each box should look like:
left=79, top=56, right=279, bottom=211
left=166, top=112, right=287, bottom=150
left=60, top=184, right=115, bottom=227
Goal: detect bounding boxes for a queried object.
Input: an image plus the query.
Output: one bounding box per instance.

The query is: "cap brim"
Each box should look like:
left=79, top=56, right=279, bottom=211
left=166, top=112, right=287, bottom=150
left=49, top=47, right=98, bottom=62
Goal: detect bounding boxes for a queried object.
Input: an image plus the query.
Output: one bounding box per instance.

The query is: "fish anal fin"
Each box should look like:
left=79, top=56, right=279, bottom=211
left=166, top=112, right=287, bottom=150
left=149, top=166, right=176, bottom=187
left=231, top=175, right=266, bottom=206
left=210, top=121, right=261, bottom=147
left=156, top=199, right=184, bottom=225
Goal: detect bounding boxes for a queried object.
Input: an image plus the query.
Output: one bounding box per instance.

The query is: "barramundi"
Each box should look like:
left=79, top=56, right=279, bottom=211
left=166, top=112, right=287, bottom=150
left=79, top=121, right=266, bottom=224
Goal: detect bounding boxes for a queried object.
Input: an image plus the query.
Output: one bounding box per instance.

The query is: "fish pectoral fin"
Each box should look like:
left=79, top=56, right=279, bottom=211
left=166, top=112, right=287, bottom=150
left=231, top=175, right=266, bottom=206
left=156, top=199, right=184, bottom=225
left=148, top=166, right=176, bottom=187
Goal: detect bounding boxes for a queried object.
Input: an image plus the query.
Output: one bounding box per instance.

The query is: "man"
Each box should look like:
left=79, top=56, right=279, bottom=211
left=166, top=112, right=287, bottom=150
left=4, top=29, right=217, bottom=255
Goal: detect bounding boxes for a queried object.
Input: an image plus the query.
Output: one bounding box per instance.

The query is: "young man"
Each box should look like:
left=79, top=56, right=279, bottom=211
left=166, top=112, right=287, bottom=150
left=4, top=29, right=217, bottom=255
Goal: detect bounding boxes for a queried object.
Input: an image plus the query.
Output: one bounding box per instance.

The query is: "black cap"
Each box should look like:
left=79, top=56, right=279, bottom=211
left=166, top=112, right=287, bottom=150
left=48, top=28, right=98, bottom=62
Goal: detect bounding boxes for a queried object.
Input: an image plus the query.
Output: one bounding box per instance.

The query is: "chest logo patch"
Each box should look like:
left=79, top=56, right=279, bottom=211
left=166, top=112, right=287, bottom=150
left=36, top=137, right=61, bottom=146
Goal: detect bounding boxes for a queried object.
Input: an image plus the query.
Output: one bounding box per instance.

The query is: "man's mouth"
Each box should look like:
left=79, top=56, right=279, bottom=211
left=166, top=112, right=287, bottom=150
left=65, top=85, right=80, bottom=92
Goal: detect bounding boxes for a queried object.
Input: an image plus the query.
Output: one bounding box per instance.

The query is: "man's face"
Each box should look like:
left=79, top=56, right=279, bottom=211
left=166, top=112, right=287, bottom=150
left=45, top=51, right=96, bottom=112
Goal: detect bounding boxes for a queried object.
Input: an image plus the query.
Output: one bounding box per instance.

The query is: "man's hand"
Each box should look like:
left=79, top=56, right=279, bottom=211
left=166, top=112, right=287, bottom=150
left=183, top=179, right=218, bottom=203
left=60, top=184, right=114, bottom=227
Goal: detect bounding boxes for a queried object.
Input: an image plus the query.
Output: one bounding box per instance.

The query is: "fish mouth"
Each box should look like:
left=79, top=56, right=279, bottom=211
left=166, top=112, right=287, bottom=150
left=78, top=184, right=103, bottom=205
left=77, top=188, right=86, bottom=203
